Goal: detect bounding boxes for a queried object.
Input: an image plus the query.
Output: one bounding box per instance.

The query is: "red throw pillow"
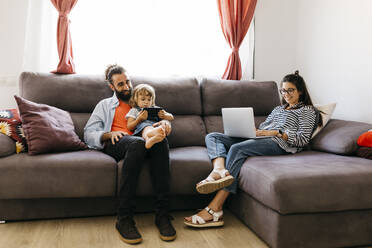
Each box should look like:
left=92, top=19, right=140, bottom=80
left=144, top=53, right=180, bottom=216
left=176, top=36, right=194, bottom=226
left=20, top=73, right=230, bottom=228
left=0, top=109, right=28, bottom=153
left=357, top=130, right=372, bottom=148
left=14, top=95, right=87, bottom=155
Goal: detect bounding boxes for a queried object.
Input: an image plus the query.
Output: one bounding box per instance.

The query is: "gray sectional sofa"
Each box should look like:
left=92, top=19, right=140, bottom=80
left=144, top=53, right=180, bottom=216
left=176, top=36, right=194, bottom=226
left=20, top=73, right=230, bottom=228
left=1, top=72, right=372, bottom=248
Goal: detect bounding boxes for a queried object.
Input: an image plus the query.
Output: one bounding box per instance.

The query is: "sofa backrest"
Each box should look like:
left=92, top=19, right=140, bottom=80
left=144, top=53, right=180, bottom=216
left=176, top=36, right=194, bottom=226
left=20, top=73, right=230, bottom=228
left=19, top=72, right=205, bottom=148
left=19, top=73, right=280, bottom=148
left=131, top=76, right=205, bottom=148
left=200, top=78, right=281, bottom=133
left=19, top=72, right=111, bottom=145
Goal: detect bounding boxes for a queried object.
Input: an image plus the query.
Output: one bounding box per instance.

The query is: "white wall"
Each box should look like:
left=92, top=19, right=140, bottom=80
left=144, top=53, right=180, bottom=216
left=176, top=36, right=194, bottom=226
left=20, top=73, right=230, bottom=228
left=255, top=0, right=372, bottom=124
left=0, top=0, right=28, bottom=108
left=296, top=0, right=372, bottom=123
left=254, top=0, right=299, bottom=82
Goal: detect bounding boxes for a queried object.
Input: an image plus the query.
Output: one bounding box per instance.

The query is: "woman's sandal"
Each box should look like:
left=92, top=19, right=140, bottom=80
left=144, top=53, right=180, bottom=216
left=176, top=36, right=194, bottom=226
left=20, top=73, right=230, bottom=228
left=184, top=207, right=224, bottom=228
left=196, top=169, right=234, bottom=194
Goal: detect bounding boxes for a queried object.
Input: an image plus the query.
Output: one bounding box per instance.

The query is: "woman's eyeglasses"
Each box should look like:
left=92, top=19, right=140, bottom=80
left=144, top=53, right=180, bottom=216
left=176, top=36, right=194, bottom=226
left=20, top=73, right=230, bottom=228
left=279, top=88, right=296, bottom=95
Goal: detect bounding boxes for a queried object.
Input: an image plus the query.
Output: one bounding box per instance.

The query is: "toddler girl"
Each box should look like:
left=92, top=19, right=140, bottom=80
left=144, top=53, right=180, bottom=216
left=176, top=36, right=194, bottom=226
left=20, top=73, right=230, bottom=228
left=126, top=84, right=174, bottom=149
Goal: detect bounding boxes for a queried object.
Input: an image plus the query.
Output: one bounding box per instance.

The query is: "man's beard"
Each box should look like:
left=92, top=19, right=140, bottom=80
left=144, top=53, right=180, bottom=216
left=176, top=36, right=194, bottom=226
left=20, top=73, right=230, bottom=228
left=115, top=88, right=132, bottom=102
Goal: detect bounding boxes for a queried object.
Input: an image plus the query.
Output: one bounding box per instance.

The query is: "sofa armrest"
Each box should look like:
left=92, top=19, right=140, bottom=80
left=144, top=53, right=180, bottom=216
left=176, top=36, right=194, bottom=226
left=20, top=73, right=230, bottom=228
left=0, top=133, right=16, bottom=157
left=310, top=119, right=372, bottom=155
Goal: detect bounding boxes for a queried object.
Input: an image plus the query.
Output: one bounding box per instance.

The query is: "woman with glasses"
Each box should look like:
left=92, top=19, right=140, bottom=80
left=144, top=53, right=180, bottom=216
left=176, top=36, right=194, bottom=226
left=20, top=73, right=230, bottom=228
left=184, top=70, right=322, bottom=228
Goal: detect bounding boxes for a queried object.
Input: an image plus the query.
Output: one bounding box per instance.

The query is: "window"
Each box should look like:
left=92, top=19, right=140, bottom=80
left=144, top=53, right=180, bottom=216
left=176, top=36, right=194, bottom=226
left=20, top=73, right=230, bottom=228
left=70, top=0, right=242, bottom=78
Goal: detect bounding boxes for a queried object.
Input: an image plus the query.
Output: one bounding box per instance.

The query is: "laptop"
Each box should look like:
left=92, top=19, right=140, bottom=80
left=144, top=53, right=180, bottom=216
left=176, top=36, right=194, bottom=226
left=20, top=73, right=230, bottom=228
left=222, top=107, right=273, bottom=139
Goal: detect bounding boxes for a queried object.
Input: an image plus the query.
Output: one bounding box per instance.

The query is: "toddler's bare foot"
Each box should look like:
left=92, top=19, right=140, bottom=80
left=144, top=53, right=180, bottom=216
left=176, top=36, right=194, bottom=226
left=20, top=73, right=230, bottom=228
left=145, top=134, right=165, bottom=149
left=146, top=126, right=165, bottom=138
left=145, top=129, right=165, bottom=149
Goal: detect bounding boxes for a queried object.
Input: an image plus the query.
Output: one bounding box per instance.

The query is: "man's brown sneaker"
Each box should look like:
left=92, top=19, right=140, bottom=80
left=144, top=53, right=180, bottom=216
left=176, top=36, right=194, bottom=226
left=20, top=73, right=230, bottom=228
left=155, top=214, right=177, bottom=241
left=116, top=216, right=143, bottom=244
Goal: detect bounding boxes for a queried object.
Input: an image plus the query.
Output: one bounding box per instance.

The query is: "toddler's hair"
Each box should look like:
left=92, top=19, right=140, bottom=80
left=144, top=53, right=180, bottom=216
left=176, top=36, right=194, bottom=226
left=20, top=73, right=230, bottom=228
left=129, top=84, right=156, bottom=107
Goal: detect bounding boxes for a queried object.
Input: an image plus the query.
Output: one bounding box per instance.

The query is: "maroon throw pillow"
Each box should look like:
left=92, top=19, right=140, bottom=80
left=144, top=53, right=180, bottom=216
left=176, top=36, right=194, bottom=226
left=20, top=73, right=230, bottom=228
left=0, top=109, right=28, bottom=153
left=14, top=95, right=87, bottom=155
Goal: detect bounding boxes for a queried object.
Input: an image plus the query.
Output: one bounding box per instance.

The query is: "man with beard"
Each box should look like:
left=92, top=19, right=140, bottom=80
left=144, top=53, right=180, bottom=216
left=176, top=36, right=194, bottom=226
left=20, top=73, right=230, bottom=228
left=84, top=64, right=176, bottom=244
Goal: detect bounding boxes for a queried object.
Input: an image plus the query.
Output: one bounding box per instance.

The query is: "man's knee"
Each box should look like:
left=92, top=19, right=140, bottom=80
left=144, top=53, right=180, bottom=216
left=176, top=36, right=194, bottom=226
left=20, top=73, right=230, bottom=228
left=128, top=137, right=146, bottom=154
left=160, top=138, right=169, bottom=148
left=150, top=137, right=169, bottom=151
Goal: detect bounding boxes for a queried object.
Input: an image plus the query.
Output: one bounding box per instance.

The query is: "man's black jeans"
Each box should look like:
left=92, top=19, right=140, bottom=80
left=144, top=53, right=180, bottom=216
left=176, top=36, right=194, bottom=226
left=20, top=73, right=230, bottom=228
left=104, top=135, right=170, bottom=218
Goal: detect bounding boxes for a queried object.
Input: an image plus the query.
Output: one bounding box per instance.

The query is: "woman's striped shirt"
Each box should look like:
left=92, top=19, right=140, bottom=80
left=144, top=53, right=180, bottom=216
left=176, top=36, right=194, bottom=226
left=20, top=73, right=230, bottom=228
left=258, top=102, right=317, bottom=153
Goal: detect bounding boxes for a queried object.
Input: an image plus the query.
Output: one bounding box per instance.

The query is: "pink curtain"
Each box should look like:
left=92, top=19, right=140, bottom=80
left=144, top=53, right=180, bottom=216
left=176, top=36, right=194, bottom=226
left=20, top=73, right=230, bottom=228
left=217, top=0, right=257, bottom=80
left=51, top=0, right=78, bottom=74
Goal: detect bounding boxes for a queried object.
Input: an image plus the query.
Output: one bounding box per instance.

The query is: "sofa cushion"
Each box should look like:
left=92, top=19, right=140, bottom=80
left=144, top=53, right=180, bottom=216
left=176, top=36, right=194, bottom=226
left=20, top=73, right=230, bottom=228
left=117, top=146, right=212, bottom=196
left=0, top=133, right=16, bottom=157
left=70, top=113, right=91, bottom=141
left=167, top=116, right=206, bottom=147
left=311, top=119, right=372, bottom=155
left=131, top=76, right=202, bottom=115
left=169, top=146, right=212, bottom=194
left=0, top=150, right=117, bottom=199
left=131, top=77, right=205, bottom=147
left=201, top=79, right=280, bottom=116
left=19, top=72, right=112, bottom=113
left=238, top=150, right=372, bottom=214
left=15, top=95, right=87, bottom=155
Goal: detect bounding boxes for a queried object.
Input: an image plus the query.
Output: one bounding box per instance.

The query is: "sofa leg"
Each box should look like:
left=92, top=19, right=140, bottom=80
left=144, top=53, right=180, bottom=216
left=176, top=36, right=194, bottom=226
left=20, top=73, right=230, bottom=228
left=0, top=220, right=6, bottom=224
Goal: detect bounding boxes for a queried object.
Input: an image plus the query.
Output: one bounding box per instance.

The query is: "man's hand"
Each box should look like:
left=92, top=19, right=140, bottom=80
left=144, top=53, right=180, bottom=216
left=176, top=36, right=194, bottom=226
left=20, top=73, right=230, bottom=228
left=153, top=120, right=171, bottom=136
left=111, top=131, right=129, bottom=144
left=101, top=131, right=129, bottom=145
left=137, top=110, right=148, bottom=122
left=256, top=129, right=277, bottom=137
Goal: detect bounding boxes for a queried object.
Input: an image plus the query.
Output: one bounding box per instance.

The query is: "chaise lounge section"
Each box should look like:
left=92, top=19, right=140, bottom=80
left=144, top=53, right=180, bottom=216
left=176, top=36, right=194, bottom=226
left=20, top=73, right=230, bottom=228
left=200, top=79, right=372, bottom=248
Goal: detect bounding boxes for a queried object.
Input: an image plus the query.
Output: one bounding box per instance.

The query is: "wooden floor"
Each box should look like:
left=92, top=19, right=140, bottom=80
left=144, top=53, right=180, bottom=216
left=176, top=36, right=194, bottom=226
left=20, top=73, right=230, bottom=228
left=0, top=210, right=268, bottom=248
